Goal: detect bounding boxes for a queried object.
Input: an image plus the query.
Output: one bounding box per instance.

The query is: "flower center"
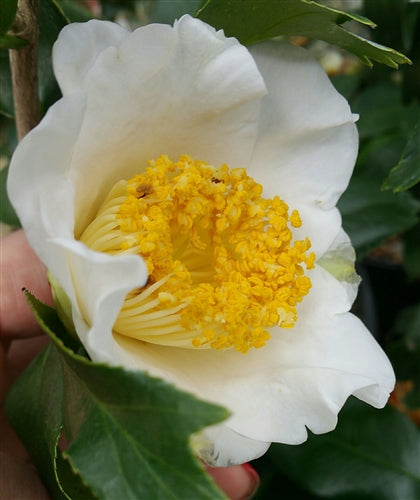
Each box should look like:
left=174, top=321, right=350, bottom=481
left=79, top=155, right=315, bottom=353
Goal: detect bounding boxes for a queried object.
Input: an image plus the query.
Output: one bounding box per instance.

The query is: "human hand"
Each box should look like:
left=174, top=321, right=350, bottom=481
left=0, top=230, right=260, bottom=500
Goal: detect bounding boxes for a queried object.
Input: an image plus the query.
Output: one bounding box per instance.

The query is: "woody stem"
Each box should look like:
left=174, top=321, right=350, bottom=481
left=9, top=0, right=40, bottom=141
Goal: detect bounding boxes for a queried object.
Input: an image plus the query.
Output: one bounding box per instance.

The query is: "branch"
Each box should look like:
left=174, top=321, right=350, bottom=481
left=9, top=0, right=40, bottom=142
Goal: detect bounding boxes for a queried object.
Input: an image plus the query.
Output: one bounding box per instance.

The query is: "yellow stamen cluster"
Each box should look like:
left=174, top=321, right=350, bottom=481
left=80, top=155, right=315, bottom=353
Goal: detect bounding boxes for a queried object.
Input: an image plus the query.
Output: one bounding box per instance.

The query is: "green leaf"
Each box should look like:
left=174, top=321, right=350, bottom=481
left=0, top=0, right=18, bottom=35
left=15, top=293, right=229, bottom=499
left=5, top=343, right=76, bottom=499
left=197, top=0, right=411, bottom=68
left=61, top=357, right=228, bottom=499
left=382, top=123, right=420, bottom=193
left=55, top=454, right=97, bottom=500
left=5, top=296, right=97, bottom=499
left=269, top=398, right=420, bottom=499
left=0, top=33, right=28, bottom=49
left=0, top=164, right=20, bottom=226
left=338, top=175, right=420, bottom=259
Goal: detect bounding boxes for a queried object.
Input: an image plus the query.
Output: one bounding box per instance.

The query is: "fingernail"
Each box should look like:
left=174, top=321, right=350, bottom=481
left=239, top=463, right=260, bottom=500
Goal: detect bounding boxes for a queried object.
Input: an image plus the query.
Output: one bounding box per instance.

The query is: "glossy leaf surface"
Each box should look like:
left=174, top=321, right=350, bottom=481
left=197, top=0, right=410, bottom=67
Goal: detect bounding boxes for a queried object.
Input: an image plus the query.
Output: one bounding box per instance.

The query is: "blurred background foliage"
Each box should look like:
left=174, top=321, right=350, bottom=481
left=1, top=0, right=419, bottom=498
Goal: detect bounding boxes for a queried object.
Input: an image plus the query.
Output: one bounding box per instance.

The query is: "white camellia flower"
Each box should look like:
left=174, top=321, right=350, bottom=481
left=8, top=15, right=394, bottom=466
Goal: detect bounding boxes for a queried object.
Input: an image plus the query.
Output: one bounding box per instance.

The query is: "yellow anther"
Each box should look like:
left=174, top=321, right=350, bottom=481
left=290, top=209, right=302, bottom=228
left=79, top=155, right=315, bottom=353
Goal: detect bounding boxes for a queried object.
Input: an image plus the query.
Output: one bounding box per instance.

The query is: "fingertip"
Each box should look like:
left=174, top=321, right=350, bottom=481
left=206, top=463, right=260, bottom=500
left=0, top=230, right=53, bottom=339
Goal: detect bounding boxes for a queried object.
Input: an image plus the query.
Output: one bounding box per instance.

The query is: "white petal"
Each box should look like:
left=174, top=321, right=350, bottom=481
left=65, top=15, right=266, bottom=235
left=194, top=425, right=270, bottom=467
left=7, top=90, right=148, bottom=363
left=51, top=238, right=148, bottom=361
left=297, top=264, right=354, bottom=319
left=8, top=93, right=85, bottom=264
left=53, top=20, right=129, bottom=95
left=248, top=42, right=358, bottom=256
left=104, top=263, right=394, bottom=455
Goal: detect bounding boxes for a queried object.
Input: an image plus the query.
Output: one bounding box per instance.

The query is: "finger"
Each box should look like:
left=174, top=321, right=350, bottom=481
left=0, top=230, right=53, bottom=340
left=206, top=463, right=260, bottom=500
left=0, top=452, right=51, bottom=500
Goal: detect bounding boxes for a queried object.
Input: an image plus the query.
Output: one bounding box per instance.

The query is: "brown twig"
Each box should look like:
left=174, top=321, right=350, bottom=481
left=9, top=0, right=40, bottom=142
